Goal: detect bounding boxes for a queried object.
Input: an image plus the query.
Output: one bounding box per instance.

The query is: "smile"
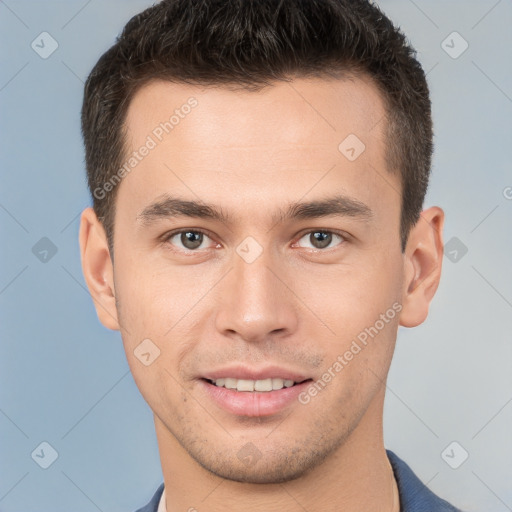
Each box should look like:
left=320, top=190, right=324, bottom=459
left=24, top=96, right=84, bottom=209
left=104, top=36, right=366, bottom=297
left=207, top=377, right=298, bottom=392
left=200, top=377, right=313, bottom=417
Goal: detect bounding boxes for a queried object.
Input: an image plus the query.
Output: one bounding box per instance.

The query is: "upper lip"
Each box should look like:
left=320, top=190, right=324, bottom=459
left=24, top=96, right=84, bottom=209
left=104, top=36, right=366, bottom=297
left=201, top=365, right=310, bottom=383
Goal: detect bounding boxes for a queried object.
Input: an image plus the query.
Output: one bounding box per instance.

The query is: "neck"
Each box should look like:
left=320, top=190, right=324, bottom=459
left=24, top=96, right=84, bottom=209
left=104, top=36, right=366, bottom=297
left=155, top=387, right=398, bottom=512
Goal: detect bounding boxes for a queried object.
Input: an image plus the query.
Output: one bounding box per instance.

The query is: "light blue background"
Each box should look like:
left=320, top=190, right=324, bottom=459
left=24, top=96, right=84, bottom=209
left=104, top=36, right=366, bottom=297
left=1, top=1, right=511, bottom=511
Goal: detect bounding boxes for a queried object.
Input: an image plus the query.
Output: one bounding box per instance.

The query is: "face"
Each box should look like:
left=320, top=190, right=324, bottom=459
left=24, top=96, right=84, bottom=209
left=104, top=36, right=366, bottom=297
left=81, top=76, right=442, bottom=484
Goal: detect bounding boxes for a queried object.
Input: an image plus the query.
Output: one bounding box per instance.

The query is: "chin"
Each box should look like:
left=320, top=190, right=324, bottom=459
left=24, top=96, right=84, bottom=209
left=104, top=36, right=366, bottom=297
left=189, top=441, right=335, bottom=485
left=199, top=460, right=312, bottom=484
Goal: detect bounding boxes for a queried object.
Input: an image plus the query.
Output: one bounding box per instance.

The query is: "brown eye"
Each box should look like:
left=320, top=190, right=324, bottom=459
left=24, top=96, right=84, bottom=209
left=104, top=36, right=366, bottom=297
left=180, top=231, right=203, bottom=249
left=167, top=230, right=210, bottom=251
left=295, top=231, right=344, bottom=250
left=310, top=231, right=332, bottom=249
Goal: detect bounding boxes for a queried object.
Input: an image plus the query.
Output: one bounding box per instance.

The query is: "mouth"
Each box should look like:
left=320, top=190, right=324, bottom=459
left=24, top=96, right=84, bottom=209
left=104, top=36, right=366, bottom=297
left=198, top=374, right=313, bottom=417
left=203, top=377, right=308, bottom=392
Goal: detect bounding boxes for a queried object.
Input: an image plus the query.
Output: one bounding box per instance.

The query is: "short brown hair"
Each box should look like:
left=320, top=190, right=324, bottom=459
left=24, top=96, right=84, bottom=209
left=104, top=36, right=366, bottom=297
left=82, top=0, right=433, bottom=252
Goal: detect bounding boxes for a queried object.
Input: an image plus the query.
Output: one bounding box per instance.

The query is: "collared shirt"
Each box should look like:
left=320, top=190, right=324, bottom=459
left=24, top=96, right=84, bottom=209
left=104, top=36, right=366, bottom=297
left=156, top=488, right=166, bottom=512
left=135, top=450, right=464, bottom=512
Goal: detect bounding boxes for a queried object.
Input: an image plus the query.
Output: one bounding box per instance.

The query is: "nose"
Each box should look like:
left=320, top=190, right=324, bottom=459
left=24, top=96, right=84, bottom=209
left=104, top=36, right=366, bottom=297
left=214, top=245, right=300, bottom=343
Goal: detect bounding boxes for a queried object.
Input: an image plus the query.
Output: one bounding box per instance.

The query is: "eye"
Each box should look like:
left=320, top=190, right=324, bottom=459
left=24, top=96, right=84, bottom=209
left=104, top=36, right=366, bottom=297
left=294, top=230, right=345, bottom=250
left=165, top=230, right=216, bottom=251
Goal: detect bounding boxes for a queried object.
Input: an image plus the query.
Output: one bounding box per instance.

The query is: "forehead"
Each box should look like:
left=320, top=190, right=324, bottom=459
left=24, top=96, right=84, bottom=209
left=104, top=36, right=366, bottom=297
left=118, top=75, right=398, bottom=228
left=125, top=75, right=387, bottom=151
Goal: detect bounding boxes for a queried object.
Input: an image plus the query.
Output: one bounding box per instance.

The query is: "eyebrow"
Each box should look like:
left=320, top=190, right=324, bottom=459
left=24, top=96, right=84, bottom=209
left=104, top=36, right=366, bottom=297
left=137, top=196, right=230, bottom=226
left=275, top=195, right=373, bottom=224
left=136, top=193, right=373, bottom=227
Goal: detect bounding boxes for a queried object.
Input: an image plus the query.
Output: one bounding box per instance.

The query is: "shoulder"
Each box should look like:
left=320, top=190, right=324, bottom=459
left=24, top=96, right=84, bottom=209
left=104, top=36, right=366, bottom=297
left=133, top=483, right=164, bottom=512
left=386, top=450, right=464, bottom=512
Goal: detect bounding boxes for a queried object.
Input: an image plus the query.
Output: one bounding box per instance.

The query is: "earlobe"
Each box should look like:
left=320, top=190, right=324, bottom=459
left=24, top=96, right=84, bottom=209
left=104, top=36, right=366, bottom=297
left=79, top=207, right=120, bottom=331
left=399, top=206, right=444, bottom=328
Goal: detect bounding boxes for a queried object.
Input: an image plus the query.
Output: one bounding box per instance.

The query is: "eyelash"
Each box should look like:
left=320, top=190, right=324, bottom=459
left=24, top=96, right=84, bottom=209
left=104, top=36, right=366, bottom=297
left=161, top=228, right=348, bottom=252
left=161, top=228, right=217, bottom=253
left=293, top=229, right=347, bottom=250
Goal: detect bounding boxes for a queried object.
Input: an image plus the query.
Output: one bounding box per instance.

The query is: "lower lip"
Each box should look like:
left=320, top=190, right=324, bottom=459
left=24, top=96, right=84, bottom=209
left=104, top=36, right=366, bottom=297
left=199, top=379, right=312, bottom=417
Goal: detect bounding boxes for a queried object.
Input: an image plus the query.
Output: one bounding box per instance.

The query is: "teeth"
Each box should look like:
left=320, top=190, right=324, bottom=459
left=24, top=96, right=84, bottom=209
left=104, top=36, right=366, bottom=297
left=255, top=378, right=272, bottom=391
left=224, top=378, right=237, bottom=390
left=272, top=378, right=284, bottom=389
left=211, top=377, right=297, bottom=391
left=237, top=379, right=254, bottom=392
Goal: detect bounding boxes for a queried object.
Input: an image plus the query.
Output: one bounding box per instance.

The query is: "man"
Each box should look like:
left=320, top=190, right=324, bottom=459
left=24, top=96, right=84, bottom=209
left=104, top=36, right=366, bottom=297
left=78, top=0, right=463, bottom=510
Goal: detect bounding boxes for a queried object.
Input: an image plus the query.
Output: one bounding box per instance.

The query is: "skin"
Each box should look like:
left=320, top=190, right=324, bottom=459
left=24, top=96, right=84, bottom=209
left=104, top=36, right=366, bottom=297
left=80, top=76, right=444, bottom=511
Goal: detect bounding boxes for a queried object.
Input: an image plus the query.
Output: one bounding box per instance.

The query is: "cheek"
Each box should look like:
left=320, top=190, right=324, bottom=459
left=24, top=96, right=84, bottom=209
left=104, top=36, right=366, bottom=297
left=293, top=252, right=403, bottom=403
left=113, top=259, right=216, bottom=385
left=294, top=254, right=403, bottom=336
left=114, top=253, right=209, bottom=334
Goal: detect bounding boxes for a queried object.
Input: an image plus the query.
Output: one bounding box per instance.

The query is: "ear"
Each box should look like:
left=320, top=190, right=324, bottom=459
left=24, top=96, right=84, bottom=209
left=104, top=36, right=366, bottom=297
left=399, top=206, right=444, bottom=328
left=79, top=207, right=120, bottom=330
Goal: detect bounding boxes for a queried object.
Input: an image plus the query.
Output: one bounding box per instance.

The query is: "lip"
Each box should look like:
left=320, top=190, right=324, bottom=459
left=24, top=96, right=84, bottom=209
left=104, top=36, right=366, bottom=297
left=201, top=365, right=310, bottom=383
left=199, top=379, right=312, bottom=417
